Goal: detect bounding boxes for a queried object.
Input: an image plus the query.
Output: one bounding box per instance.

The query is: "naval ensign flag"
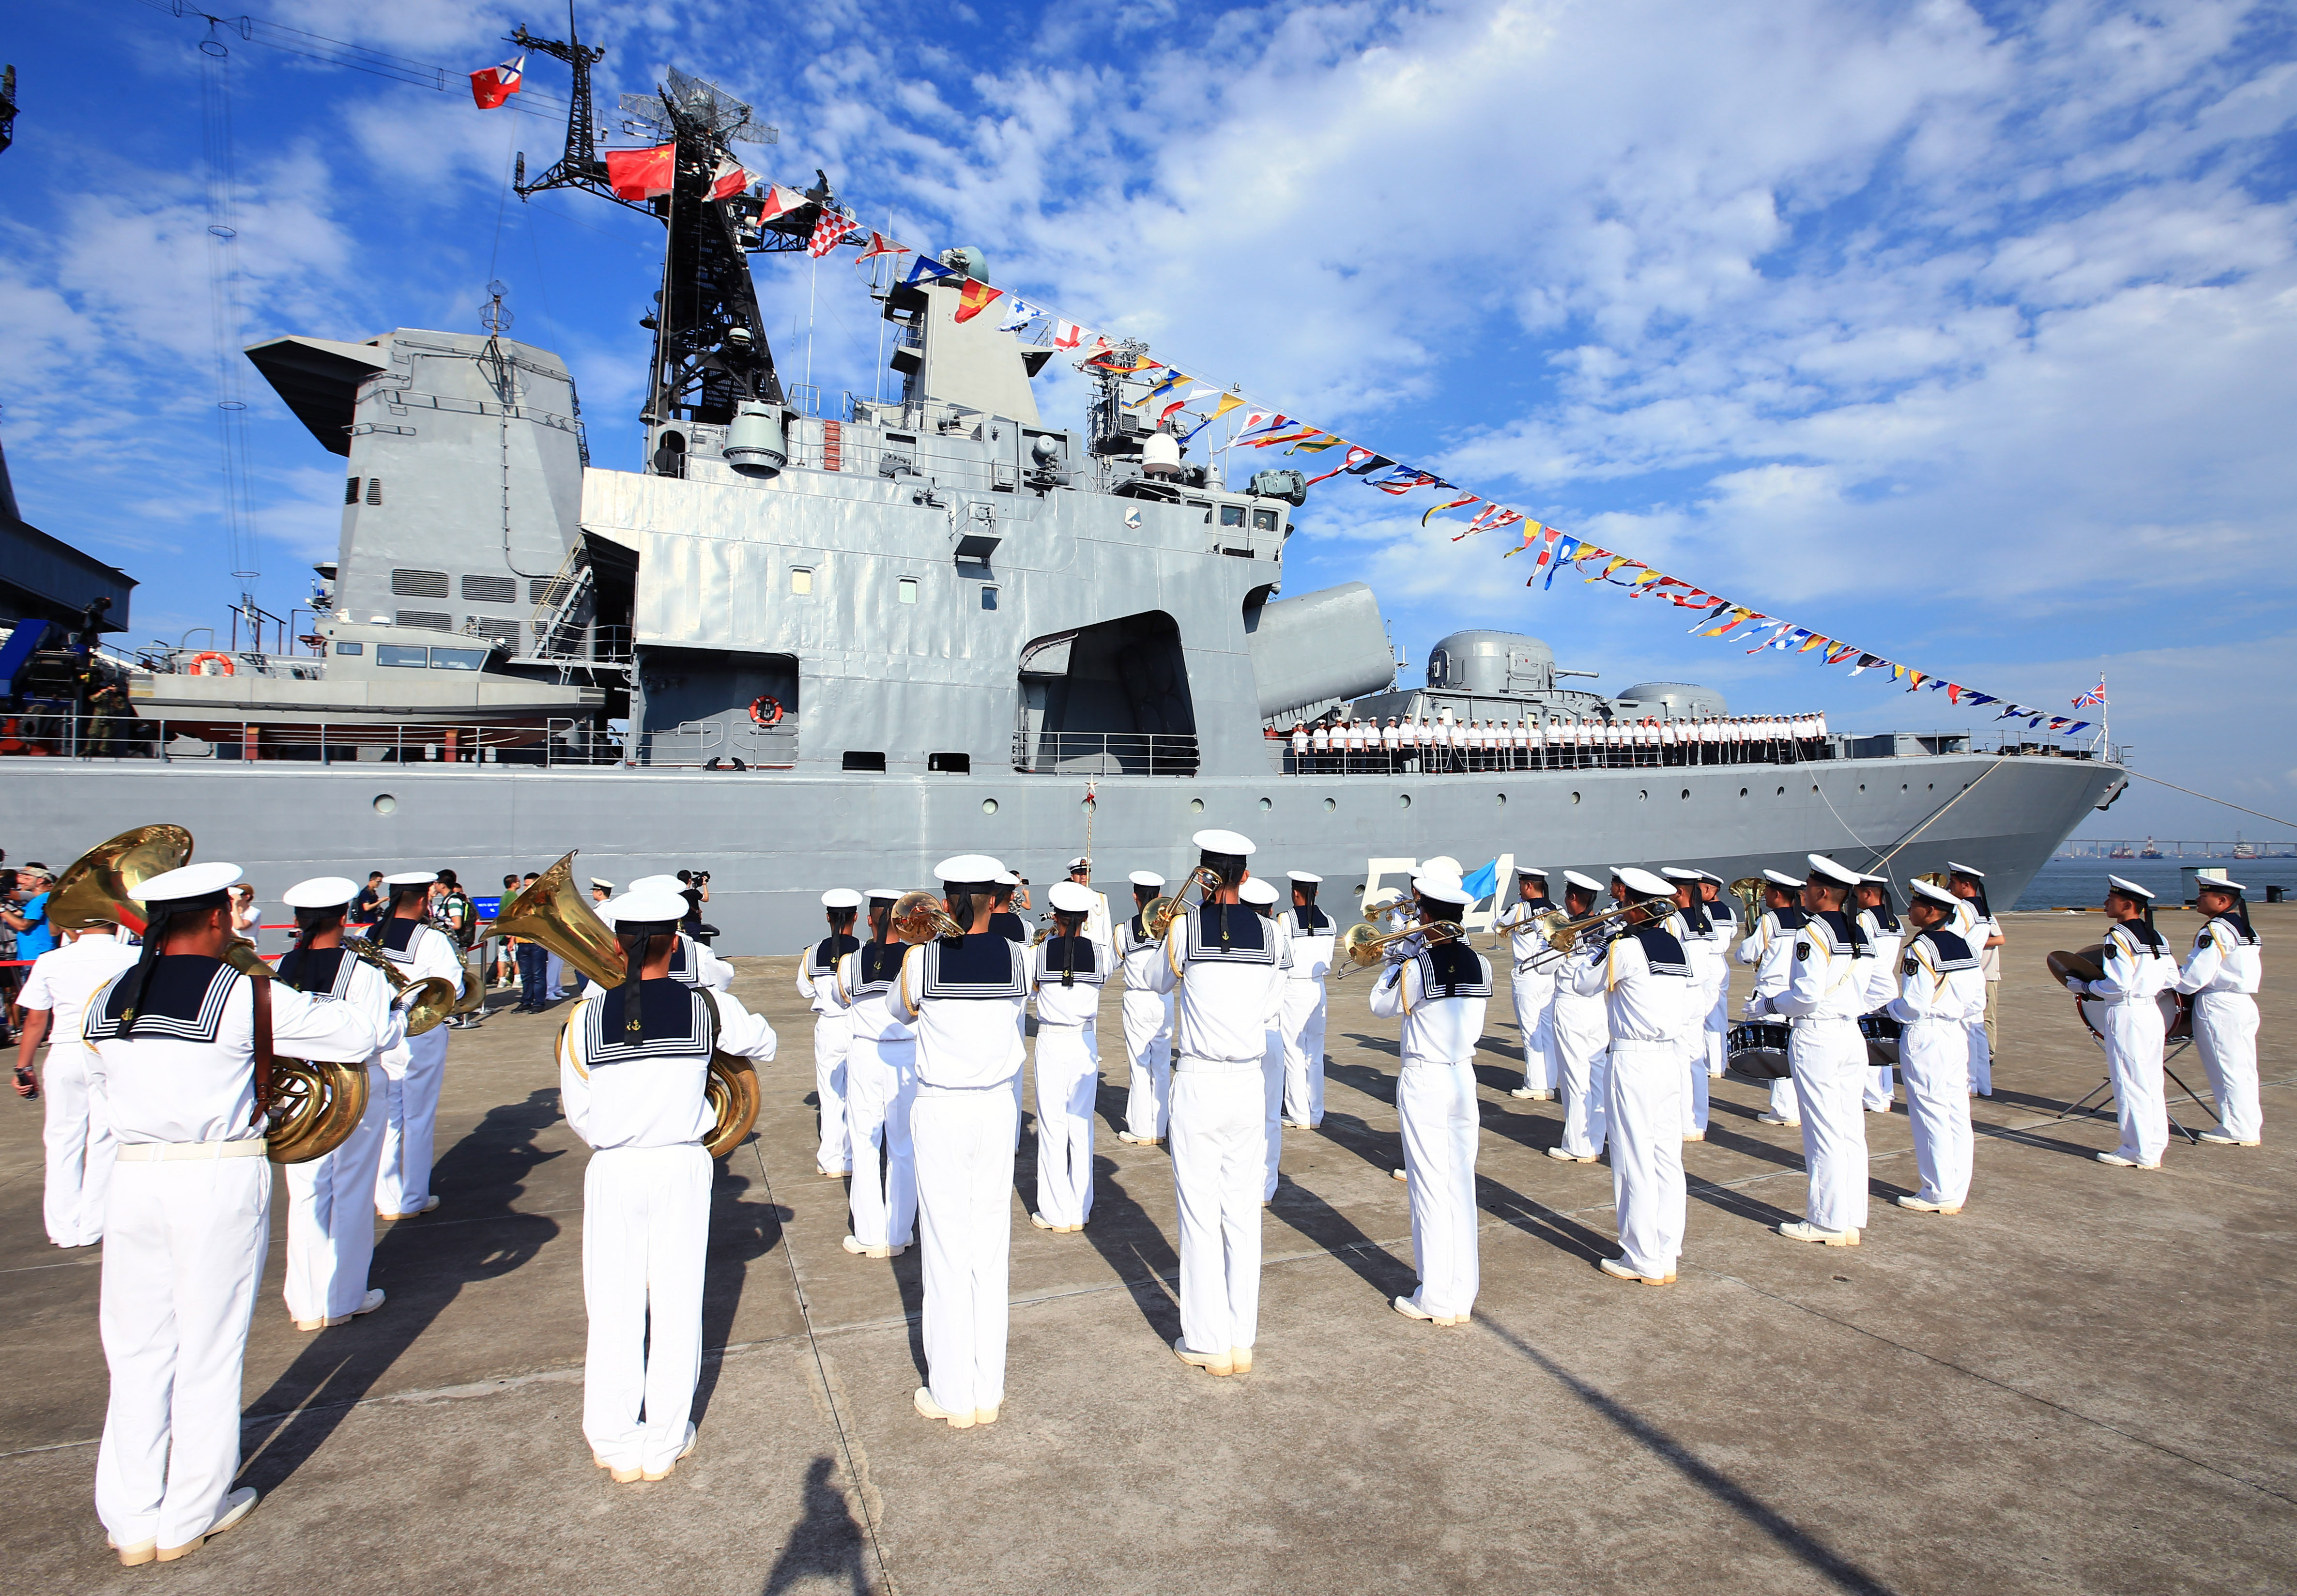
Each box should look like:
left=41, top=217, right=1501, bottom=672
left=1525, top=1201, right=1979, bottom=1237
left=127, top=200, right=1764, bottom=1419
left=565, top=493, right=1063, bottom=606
left=470, top=55, right=525, bottom=110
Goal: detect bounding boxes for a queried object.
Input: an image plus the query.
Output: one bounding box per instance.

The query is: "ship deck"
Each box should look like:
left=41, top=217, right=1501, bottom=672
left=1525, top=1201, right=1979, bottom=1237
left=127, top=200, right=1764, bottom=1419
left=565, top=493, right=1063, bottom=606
left=4, top=905, right=2290, bottom=1594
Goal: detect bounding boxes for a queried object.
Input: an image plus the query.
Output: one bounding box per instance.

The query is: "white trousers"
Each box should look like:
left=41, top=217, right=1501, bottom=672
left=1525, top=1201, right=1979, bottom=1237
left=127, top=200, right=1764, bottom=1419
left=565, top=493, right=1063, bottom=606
left=912, top=1086, right=1017, bottom=1416
left=283, top=1062, right=388, bottom=1322
left=1791, top=1019, right=1870, bottom=1232
left=1169, top=1065, right=1264, bottom=1355
left=1510, top=973, right=1555, bottom=1093
left=581, top=1143, right=712, bottom=1474
left=1607, top=1040, right=1686, bottom=1279
left=1680, top=1039, right=1710, bottom=1136
left=1280, top=980, right=1328, bottom=1124
left=375, top=1026, right=447, bottom=1216
left=2100, top=999, right=2168, bottom=1165
left=1865, top=1052, right=1897, bottom=1112
left=1551, top=999, right=1609, bottom=1157
left=42, top=1040, right=115, bottom=1247
left=1967, top=996, right=1993, bottom=1095
left=1033, top=1022, right=1099, bottom=1228
left=2192, top=992, right=2262, bottom=1142
left=1897, top=1019, right=1972, bottom=1207
left=1262, top=1025, right=1285, bottom=1201
left=1398, top=1059, right=1480, bottom=1317
left=813, top=1014, right=853, bottom=1171
left=1121, top=991, right=1172, bottom=1138
left=844, top=1034, right=918, bottom=1248
left=95, top=1155, right=270, bottom=1551
left=1702, top=979, right=1729, bottom=1077
left=1769, top=1069, right=1802, bottom=1122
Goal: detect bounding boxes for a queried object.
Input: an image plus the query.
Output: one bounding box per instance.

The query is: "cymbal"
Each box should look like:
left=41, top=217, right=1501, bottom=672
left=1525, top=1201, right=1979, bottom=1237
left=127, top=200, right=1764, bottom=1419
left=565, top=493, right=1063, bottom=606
left=2045, top=945, right=2106, bottom=985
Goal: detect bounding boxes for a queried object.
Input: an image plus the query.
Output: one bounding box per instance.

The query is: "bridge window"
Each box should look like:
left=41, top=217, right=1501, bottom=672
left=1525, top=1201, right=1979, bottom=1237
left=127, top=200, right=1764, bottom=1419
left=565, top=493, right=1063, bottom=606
left=790, top=567, right=814, bottom=596
left=897, top=577, right=919, bottom=605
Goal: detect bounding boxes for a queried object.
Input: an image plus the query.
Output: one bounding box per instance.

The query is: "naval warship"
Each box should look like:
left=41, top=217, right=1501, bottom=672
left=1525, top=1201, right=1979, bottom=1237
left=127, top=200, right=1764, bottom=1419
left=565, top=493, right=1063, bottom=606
left=0, top=51, right=2125, bottom=951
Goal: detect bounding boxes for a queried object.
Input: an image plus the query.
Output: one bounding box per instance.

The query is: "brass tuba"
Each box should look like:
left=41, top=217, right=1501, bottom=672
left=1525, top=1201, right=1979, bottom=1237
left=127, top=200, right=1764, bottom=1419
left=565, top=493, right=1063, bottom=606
left=890, top=890, right=967, bottom=945
left=1142, top=865, right=1222, bottom=938
left=495, top=852, right=760, bottom=1160
left=49, top=823, right=193, bottom=935
left=1728, top=876, right=1767, bottom=925
left=348, top=940, right=457, bottom=1036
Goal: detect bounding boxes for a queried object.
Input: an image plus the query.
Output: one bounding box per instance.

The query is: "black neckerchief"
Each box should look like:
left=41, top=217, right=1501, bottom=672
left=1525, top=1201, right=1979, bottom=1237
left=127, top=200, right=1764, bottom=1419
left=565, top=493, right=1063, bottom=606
left=1291, top=905, right=1331, bottom=933
left=988, top=911, right=1028, bottom=944
left=1041, top=933, right=1099, bottom=986
left=2113, top=919, right=2167, bottom=954
left=1811, top=908, right=1872, bottom=958
left=1680, top=897, right=1712, bottom=936
left=1425, top=940, right=1481, bottom=996
left=813, top=932, right=859, bottom=968
left=1770, top=903, right=1808, bottom=933
left=860, top=941, right=906, bottom=985
left=1129, top=911, right=1149, bottom=942
left=2206, top=903, right=2258, bottom=944
left=381, top=915, right=422, bottom=952
left=1628, top=923, right=1688, bottom=974
left=277, top=945, right=349, bottom=995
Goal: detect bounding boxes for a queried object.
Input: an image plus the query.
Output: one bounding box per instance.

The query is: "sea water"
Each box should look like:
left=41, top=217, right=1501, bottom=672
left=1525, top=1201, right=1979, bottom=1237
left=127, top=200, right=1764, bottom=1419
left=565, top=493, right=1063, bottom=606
left=2013, top=855, right=2296, bottom=911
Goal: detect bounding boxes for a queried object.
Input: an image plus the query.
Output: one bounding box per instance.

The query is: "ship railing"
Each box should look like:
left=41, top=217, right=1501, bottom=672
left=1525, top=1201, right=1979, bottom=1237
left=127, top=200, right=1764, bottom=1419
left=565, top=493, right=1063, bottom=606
left=0, top=712, right=777, bottom=770
left=1012, top=731, right=1200, bottom=777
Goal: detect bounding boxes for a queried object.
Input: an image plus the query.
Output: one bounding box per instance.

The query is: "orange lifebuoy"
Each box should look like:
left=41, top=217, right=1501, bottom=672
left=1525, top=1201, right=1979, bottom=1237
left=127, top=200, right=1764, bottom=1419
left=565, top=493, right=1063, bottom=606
left=748, top=695, right=783, bottom=727
left=190, top=651, right=235, bottom=677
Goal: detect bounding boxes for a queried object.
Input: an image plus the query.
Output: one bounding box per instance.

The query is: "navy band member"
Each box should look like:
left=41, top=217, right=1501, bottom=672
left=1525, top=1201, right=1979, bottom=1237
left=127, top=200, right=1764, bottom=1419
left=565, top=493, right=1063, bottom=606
left=17, top=890, right=138, bottom=1248
left=1853, top=874, right=1905, bottom=1112
left=1277, top=870, right=1335, bottom=1128
left=1946, top=861, right=2002, bottom=1095
left=1738, top=869, right=1809, bottom=1127
left=1496, top=867, right=1559, bottom=1102
left=1146, top=829, right=1285, bottom=1377
left=1029, top=881, right=1108, bottom=1232
left=276, top=876, right=404, bottom=1331
left=2177, top=875, right=2263, bottom=1147
left=2063, top=875, right=2178, bottom=1169
left=561, top=885, right=778, bottom=1482
left=1370, top=871, right=1490, bottom=1320
left=1240, top=877, right=1293, bottom=1204
left=1116, top=871, right=1174, bottom=1145
left=892, top=856, right=1031, bottom=1428
left=1663, top=866, right=1721, bottom=1142
left=837, top=889, right=918, bottom=1258
left=1568, top=867, right=1693, bottom=1283
left=368, top=870, right=463, bottom=1221
left=987, top=873, right=1030, bottom=946
left=1694, top=871, right=1736, bottom=1079
left=86, top=862, right=378, bottom=1565
left=622, top=875, right=737, bottom=992
left=1753, top=855, right=1875, bottom=1244
left=797, top=890, right=862, bottom=1178
left=1886, top=881, right=1983, bottom=1212
left=1546, top=870, right=1613, bottom=1163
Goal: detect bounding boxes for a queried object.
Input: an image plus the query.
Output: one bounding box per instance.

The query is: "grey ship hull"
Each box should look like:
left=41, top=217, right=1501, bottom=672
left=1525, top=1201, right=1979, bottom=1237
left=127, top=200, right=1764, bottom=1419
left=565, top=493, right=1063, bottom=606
left=2, top=751, right=2117, bottom=951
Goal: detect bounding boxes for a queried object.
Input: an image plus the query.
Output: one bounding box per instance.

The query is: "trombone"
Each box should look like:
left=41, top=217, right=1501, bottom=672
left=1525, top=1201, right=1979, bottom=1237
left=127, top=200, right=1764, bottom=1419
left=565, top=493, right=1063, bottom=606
left=1331, top=918, right=1464, bottom=979
left=1510, top=903, right=1637, bottom=972
left=1141, top=865, right=1222, bottom=939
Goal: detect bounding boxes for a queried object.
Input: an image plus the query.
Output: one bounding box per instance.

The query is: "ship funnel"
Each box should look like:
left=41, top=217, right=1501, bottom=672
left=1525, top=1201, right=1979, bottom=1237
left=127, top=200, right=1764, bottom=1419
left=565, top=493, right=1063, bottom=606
left=1141, top=431, right=1182, bottom=478
left=723, top=401, right=788, bottom=476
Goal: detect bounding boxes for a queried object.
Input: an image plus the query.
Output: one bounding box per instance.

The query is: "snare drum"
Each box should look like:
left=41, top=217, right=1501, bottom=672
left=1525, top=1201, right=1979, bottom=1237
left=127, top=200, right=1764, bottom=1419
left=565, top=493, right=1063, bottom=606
left=1858, top=1012, right=1902, bottom=1068
left=1726, top=1021, right=1792, bottom=1080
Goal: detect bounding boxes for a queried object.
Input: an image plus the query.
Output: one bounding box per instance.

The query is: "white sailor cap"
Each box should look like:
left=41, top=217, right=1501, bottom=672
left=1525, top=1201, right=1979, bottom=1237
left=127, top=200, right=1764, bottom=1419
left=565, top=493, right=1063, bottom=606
left=1066, top=856, right=1091, bottom=873
left=2195, top=873, right=2248, bottom=893
left=627, top=874, right=683, bottom=894
left=934, top=854, right=1004, bottom=885
left=865, top=888, right=903, bottom=903
left=1516, top=866, right=1550, bottom=878
left=2106, top=874, right=2155, bottom=901
left=1410, top=872, right=1473, bottom=908
left=1238, top=877, right=1281, bottom=907
left=1561, top=870, right=1605, bottom=893
left=282, top=875, right=359, bottom=910
left=616, top=886, right=690, bottom=927
left=588, top=878, right=616, bottom=893
left=1946, top=860, right=1986, bottom=878
left=820, top=889, right=863, bottom=910
left=1287, top=870, right=1323, bottom=884
left=382, top=870, right=438, bottom=888
left=1699, top=870, right=1728, bottom=885
left=1615, top=866, right=1675, bottom=900
left=1761, top=868, right=1805, bottom=889
left=1046, top=882, right=1097, bottom=914
left=1420, top=855, right=1463, bottom=878
left=1127, top=870, right=1166, bottom=889
left=1857, top=872, right=1891, bottom=885
left=131, top=861, right=243, bottom=905
left=1192, top=829, right=1256, bottom=857
left=1659, top=867, right=1703, bottom=883
left=1908, top=880, right=1958, bottom=908
left=1807, top=854, right=1864, bottom=889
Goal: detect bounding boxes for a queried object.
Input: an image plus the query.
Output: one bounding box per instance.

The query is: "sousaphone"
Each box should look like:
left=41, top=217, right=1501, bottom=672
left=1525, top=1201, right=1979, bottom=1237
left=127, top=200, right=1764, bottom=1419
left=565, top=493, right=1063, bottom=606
left=495, top=851, right=761, bottom=1159
left=50, top=825, right=368, bottom=1164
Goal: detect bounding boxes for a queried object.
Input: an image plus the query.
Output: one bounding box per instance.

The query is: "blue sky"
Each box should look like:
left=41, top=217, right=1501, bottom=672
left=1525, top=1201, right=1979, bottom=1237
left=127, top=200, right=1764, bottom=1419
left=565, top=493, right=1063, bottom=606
left=3, top=0, right=2293, bottom=843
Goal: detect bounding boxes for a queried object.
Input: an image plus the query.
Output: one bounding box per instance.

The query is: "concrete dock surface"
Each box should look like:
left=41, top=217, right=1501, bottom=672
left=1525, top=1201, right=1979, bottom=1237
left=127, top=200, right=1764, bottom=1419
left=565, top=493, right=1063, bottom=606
left=3, top=903, right=2291, bottom=1595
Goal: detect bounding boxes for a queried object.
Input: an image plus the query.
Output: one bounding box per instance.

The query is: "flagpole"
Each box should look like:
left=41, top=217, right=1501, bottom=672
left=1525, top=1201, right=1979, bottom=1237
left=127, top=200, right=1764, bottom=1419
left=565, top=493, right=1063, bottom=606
left=805, top=255, right=817, bottom=399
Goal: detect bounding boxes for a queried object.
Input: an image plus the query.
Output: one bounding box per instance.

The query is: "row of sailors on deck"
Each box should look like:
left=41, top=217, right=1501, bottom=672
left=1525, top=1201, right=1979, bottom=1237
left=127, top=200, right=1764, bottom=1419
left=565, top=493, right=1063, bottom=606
left=1280, top=711, right=1831, bottom=771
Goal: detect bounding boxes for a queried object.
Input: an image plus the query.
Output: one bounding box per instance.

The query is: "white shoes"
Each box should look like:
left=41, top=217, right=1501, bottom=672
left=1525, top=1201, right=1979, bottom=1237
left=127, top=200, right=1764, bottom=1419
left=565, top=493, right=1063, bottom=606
left=1173, top=1338, right=1234, bottom=1377
left=1756, top=1113, right=1800, bottom=1127
left=155, top=1487, right=258, bottom=1562
left=2096, top=1152, right=2161, bottom=1169
left=1391, top=1167, right=1408, bottom=1182
left=642, top=1427, right=699, bottom=1482
left=2198, top=1130, right=2260, bottom=1147
left=1683, top=1130, right=1706, bottom=1142
left=914, top=1385, right=977, bottom=1427
left=1392, top=1295, right=1468, bottom=1325
left=1778, top=1221, right=1860, bottom=1246
left=842, top=1235, right=907, bottom=1258
left=380, top=1195, right=440, bottom=1221
left=1509, top=1087, right=1556, bottom=1100
left=1116, top=1131, right=1161, bottom=1145
left=1896, top=1196, right=1961, bottom=1215
left=1545, top=1147, right=1597, bottom=1163
left=1599, top=1258, right=1675, bottom=1286
left=1029, top=1213, right=1084, bottom=1233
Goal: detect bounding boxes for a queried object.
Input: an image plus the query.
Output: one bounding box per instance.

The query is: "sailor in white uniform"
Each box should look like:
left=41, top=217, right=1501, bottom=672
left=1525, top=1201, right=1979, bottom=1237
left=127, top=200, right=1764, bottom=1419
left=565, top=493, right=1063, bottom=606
left=1278, top=870, right=1335, bottom=1128
left=1545, top=871, right=1613, bottom=1163
left=1146, top=830, right=1285, bottom=1377
left=18, top=902, right=138, bottom=1248
left=797, top=890, right=862, bottom=1177
left=276, top=877, right=404, bottom=1331
left=1853, top=875, right=1906, bottom=1112
left=367, top=870, right=464, bottom=1221
left=891, top=856, right=1031, bottom=1428
left=1694, top=871, right=1735, bottom=1078
left=1739, top=870, right=1809, bottom=1127
left=619, top=875, right=738, bottom=994
left=1029, top=881, right=1107, bottom=1232
left=1663, top=867, right=1722, bottom=1142
left=1947, top=861, right=2001, bottom=1095
left=1063, top=857, right=1114, bottom=961
left=1116, top=871, right=1174, bottom=1145
left=1240, top=877, right=1293, bottom=1203
left=2063, top=875, right=2179, bottom=1169
left=85, top=862, right=378, bottom=1565
left=836, top=890, right=917, bottom=1258
left=1569, top=868, right=1694, bottom=1284
left=1753, top=855, right=1876, bottom=1245
left=1495, top=868, right=1559, bottom=1101
left=2178, top=875, right=2264, bottom=1147
left=560, top=885, right=777, bottom=1482
left=1370, top=872, right=1489, bottom=1321
left=1886, top=881, right=1984, bottom=1213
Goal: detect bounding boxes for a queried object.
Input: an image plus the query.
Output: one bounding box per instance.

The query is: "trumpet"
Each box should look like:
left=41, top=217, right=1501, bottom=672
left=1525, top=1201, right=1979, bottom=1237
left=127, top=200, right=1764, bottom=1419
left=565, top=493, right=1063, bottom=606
left=347, top=939, right=457, bottom=1036
left=1142, top=866, right=1222, bottom=939
left=1332, top=918, right=1463, bottom=978
left=890, top=890, right=967, bottom=944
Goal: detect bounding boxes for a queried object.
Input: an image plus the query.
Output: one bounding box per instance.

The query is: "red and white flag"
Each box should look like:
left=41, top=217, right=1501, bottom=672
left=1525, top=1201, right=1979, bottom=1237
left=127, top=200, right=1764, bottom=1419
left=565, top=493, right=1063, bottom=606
left=470, top=54, right=525, bottom=109
left=855, top=231, right=907, bottom=261
left=605, top=143, right=676, bottom=202
left=808, top=210, right=860, bottom=258
left=757, top=184, right=811, bottom=221
left=708, top=155, right=754, bottom=202
left=1053, top=320, right=1087, bottom=350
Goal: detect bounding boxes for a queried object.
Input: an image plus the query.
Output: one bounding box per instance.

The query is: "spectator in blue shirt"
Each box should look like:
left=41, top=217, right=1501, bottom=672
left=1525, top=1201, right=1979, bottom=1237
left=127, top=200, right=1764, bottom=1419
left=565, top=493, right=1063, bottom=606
left=6, top=867, right=56, bottom=963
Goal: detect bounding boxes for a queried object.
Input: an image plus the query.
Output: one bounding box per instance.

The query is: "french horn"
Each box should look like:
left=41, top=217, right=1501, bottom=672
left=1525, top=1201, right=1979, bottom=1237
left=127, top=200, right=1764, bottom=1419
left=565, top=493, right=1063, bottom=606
left=495, top=851, right=760, bottom=1159
left=1141, top=865, right=1222, bottom=938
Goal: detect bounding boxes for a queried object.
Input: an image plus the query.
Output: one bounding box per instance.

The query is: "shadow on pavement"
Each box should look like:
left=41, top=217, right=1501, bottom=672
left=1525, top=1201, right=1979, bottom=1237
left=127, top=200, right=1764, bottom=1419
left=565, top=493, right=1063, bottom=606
left=693, top=1150, right=794, bottom=1427
left=1269, top=1174, right=1415, bottom=1308
left=1075, top=1153, right=1181, bottom=1344
left=760, top=1455, right=876, bottom=1596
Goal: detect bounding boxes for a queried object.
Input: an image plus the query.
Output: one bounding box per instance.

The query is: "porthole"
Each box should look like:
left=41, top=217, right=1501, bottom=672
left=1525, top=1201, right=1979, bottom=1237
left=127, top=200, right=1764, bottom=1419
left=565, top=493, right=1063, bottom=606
left=1495, top=792, right=1507, bottom=807
left=1258, top=797, right=1272, bottom=811
left=1812, top=784, right=1820, bottom=794
left=1398, top=794, right=1412, bottom=810
left=1680, top=788, right=1690, bottom=800
left=1857, top=783, right=1866, bottom=793
left=1322, top=797, right=1337, bottom=813
left=1080, top=798, right=1093, bottom=811
left=1776, top=786, right=1786, bottom=796
left=1571, top=791, right=1581, bottom=805
left=1739, top=787, right=1748, bottom=798
left=372, top=793, right=398, bottom=814
left=1901, top=783, right=1909, bottom=792
left=981, top=798, right=998, bottom=815
left=1190, top=798, right=1205, bottom=813
left=1638, top=790, right=1648, bottom=802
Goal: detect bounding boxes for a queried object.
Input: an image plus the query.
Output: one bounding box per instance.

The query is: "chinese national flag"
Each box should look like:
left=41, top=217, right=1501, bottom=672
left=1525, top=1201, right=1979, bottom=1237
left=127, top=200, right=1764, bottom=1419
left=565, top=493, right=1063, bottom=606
left=953, top=279, right=1004, bottom=324
left=605, top=144, right=676, bottom=202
